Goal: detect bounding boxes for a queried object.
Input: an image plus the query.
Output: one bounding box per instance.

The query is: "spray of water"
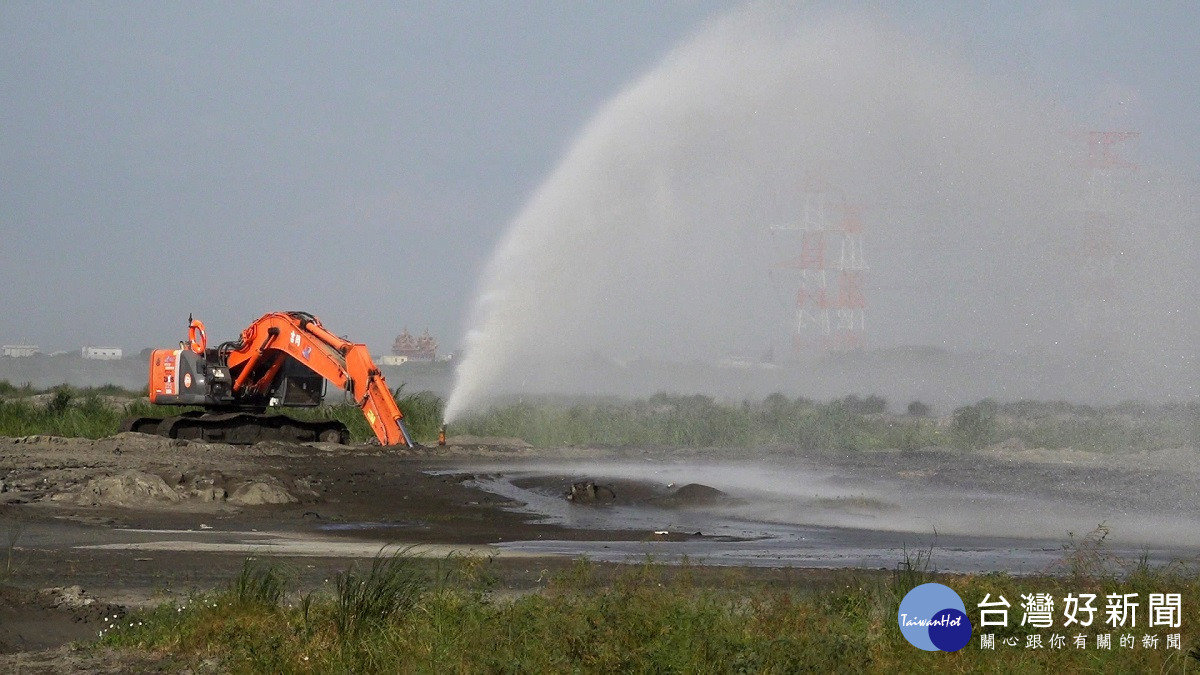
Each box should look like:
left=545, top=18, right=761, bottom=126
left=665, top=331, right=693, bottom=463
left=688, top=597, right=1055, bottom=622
left=445, top=7, right=1197, bottom=422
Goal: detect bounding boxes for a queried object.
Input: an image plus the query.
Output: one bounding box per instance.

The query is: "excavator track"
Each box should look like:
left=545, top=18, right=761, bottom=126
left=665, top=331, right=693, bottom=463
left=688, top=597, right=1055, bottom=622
left=120, top=411, right=349, bottom=445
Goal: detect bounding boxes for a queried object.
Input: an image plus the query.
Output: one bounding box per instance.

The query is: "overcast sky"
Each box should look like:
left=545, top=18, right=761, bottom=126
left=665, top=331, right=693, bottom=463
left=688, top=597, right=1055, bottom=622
left=2, top=1, right=1197, bottom=354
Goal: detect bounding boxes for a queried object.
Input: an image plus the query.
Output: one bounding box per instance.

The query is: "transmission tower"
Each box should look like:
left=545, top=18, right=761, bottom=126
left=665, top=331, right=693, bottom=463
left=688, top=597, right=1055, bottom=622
left=830, top=203, right=867, bottom=349
left=1076, top=130, right=1138, bottom=338
left=769, top=174, right=867, bottom=353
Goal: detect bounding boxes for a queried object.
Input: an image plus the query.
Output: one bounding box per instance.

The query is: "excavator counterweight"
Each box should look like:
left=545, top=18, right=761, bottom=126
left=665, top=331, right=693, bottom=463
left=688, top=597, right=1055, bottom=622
left=122, top=312, right=416, bottom=447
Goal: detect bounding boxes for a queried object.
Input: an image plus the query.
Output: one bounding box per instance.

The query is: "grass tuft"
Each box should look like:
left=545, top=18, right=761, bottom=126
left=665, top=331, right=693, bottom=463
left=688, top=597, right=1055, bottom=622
left=229, top=559, right=289, bottom=609
left=892, top=543, right=936, bottom=599
left=334, top=546, right=426, bottom=639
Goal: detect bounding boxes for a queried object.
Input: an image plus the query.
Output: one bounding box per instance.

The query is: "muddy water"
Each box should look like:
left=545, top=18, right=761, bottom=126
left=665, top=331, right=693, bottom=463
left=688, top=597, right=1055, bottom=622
left=450, top=450, right=1200, bottom=574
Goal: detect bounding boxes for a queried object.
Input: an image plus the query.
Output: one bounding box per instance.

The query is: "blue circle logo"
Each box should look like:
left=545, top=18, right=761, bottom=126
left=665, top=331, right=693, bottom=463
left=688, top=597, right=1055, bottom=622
left=897, top=583, right=972, bottom=652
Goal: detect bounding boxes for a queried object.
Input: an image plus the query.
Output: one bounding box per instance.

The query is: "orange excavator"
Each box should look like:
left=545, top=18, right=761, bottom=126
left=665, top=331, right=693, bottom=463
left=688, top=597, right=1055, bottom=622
left=121, top=312, right=415, bottom=447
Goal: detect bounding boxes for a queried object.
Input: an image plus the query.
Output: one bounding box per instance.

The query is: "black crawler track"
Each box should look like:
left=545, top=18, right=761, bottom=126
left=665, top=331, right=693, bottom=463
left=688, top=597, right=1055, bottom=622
left=119, top=411, right=349, bottom=445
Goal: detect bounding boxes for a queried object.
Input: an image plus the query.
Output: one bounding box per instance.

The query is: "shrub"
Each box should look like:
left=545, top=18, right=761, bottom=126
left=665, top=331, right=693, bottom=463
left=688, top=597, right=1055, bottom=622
left=47, top=385, right=73, bottom=415
left=906, top=400, right=931, bottom=417
left=835, top=394, right=888, bottom=415
left=394, top=388, right=444, bottom=442
left=951, top=402, right=997, bottom=449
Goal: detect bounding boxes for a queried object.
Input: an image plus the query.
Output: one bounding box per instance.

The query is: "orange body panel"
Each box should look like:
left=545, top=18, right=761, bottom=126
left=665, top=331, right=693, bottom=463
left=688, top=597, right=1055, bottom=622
left=148, top=349, right=183, bottom=403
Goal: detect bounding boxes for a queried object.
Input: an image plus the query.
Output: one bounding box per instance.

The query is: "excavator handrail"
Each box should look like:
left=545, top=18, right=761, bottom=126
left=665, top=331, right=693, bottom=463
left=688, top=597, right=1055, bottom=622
left=220, top=312, right=415, bottom=447
left=187, top=318, right=207, bottom=355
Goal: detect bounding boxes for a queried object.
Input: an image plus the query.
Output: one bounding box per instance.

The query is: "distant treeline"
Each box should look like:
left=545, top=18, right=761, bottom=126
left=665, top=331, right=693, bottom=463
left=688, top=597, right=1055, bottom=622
left=453, top=392, right=1200, bottom=453
left=1, top=381, right=1197, bottom=452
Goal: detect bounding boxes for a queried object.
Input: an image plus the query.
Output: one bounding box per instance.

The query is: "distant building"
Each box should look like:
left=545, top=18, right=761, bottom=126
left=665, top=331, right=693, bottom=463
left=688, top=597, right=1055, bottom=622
left=379, top=355, right=409, bottom=366
left=81, top=347, right=123, bottom=360
left=392, top=328, right=437, bottom=361
left=2, top=344, right=38, bottom=358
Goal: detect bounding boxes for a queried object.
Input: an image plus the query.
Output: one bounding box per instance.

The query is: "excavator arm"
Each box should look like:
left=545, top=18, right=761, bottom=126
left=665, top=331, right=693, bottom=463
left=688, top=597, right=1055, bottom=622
left=221, top=312, right=415, bottom=447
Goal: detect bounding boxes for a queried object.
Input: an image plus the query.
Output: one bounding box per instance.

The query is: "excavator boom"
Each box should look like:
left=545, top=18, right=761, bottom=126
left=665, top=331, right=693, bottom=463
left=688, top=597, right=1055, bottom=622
left=221, top=312, right=414, bottom=446
left=125, top=312, right=415, bottom=447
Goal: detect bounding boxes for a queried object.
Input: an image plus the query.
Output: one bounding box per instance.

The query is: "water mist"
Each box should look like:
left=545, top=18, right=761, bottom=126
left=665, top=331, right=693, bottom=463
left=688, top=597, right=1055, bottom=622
left=445, top=7, right=1198, bottom=421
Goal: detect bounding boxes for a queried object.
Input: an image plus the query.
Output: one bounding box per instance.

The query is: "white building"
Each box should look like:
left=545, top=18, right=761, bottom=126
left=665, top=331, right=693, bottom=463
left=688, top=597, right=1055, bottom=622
left=81, top=347, right=123, bottom=360
left=2, top=345, right=38, bottom=358
left=379, top=355, right=409, bottom=366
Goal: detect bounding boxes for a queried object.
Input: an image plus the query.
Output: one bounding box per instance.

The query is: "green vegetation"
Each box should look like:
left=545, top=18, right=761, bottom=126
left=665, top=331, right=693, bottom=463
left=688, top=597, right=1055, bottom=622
left=0, top=381, right=36, bottom=398
left=0, top=386, right=162, bottom=439
left=333, top=547, right=426, bottom=638
left=0, top=381, right=447, bottom=444
left=951, top=400, right=999, bottom=450
left=2, top=381, right=1196, bottom=453
left=455, top=393, right=1200, bottom=453
left=96, top=540, right=1200, bottom=673
left=906, top=400, right=932, bottom=417
left=231, top=559, right=291, bottom=610
left=0, top=380, right=143, bottom=399
left=320, top=388, right=445, bottom=443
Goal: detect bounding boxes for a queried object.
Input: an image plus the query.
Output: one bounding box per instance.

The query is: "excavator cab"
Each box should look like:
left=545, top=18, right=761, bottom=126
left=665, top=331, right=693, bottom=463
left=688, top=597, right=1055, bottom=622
left=267, top=357, right=326, bottom=407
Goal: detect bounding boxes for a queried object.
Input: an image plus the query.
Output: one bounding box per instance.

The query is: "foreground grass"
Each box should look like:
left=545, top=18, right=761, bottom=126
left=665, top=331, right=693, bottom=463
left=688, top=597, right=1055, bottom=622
left=96, top=541, right=1200, bottom=673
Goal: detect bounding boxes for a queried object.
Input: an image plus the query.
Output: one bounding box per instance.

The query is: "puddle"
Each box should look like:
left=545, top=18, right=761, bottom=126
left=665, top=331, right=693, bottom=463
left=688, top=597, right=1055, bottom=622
left=430, top=457, right=1200, bottom=573
left=316, top=520, right=430, bottom=532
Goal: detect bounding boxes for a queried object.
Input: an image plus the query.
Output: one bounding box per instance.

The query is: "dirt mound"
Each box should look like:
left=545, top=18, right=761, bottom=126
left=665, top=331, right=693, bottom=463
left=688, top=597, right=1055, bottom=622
left=229, top=480, right=297, bottom=506
left=74, top=470, right=182, bottom=507
left=50, top=464, right=305, bottom=509
left=654, top=483, right=732, bottom=507
left=97, top=431, right=190, bottom=450
left=10, top=435, right=74, bottom=446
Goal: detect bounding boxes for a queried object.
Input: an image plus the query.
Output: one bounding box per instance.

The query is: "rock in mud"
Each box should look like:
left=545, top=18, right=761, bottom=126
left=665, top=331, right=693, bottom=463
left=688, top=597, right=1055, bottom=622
left=74, top=471, right=182, bottom=507
left=566, top=481, right=616, bottom=504
left=37, top=585, right=95, bottom=610
left=182, top=473, right=229, bottom=502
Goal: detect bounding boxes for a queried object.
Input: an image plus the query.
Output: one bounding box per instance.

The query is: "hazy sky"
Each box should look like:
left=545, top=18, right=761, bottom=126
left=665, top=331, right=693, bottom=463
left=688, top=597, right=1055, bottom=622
left=2, top=1, right=1197, bottom=354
